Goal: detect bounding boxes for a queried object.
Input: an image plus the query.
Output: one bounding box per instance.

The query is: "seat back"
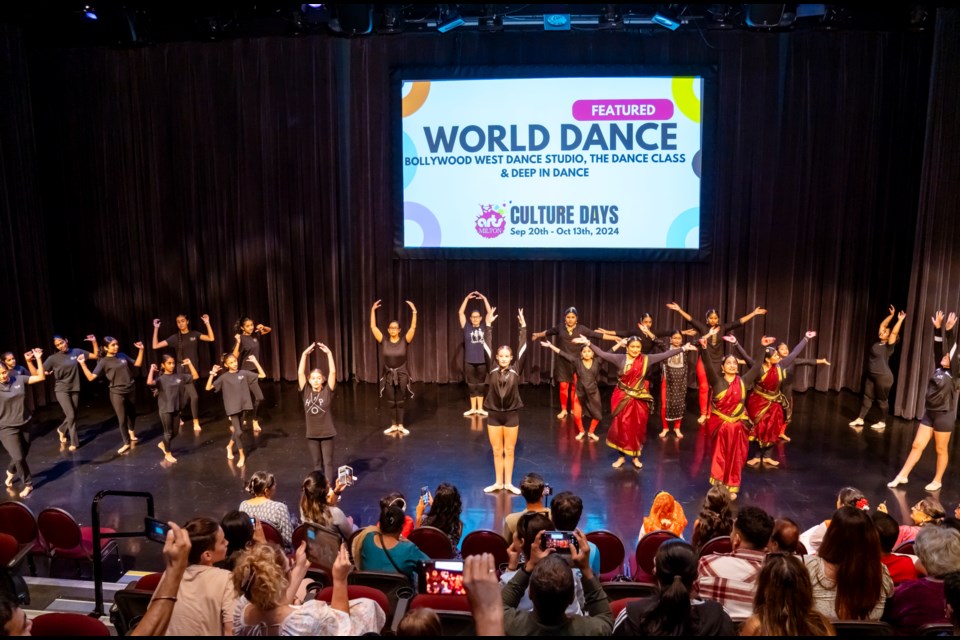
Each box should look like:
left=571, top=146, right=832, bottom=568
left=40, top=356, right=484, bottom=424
left=259, top=521, right=284, bottom=546
left=0, top=533, right=18, bottom=566
left=917, top=623, right=955, bottom=636
left=460, top=529, right=509, bottom=567
left=635, top=530, right=679, bottom=577
left=110, top=589, right=153, bottom=635
left=37, top=508, right=83, bottom=553
left=409, top=593, right=471, bottom=612
left=134, top=572, right=163, bottom=591
left=893, top=540, right=915, bottom=555
left=317, top=584, right=391, bottom=619
left=698, top=535, right=733, bottom=557
left=586, top=530, right=626, bottom=577
left=347, top=570, right=415, bottom=619
left=831, top=620, right=895, bottom=636
left=0, top=501, right=39, bottom=545
left=610, top=597, right=642, bottom=620
left=408, top=526, right=456, bottom=559
left=600, top=581, right=659, bottom=601
left=30, top=612, right=111, bottom=636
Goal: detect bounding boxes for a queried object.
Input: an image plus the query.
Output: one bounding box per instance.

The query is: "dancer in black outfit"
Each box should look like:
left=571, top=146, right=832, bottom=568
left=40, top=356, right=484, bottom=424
left=152, top=314, right=215, bottom=431
left=539, top=338, right=604, bottom=441
left=298, top=341, right=337, bottom=480
left=459, top=291, right=493, bottom=418
left=42, top=334, right=98, bottom=451
left=146, top=355, right=199, bottom=463
left=78, top=338, right=144, bottom=454
left=1, top=348, right=44, bottom=498
left=775, top=341, right=830, bottom=442
left=370, top=299, right=418, bottom=435
left=482, top=307, right=527, bottom=494
left=232, top=317, right=272, bottom=434
left=206, top=353, right=265, bottom=468
left=665, top=302, right=767, bottom=373
left=849, top=305, right=906, bottom=430
left=530, top=307, right=605, bottom=420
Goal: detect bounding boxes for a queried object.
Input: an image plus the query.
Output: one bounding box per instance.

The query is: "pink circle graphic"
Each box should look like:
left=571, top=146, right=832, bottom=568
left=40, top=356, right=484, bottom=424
left=475, top=205, right=506, bottom=239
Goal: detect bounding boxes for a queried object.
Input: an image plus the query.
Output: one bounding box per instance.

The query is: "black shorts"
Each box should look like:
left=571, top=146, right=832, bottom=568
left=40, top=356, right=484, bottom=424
left=487, top=410, right=519, bottom=427
left=921, top=410, right=956, bottom=433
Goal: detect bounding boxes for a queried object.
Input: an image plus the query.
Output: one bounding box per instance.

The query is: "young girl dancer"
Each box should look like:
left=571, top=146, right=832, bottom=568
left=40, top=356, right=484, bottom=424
left=775, top=341, right=830, bottom=442
left=850, top=305, right=906, bottom=430
left=233, top=317, right=271, bottom=433
left=482, top=308, right=527, bottom=494
left=666, top=302, right=767, bottom=372
left=458, top=291, right=492, bottom=417
left=657, top=328, right=709, bottom=439
left=78, top=338, right=144, bottom=454
left=206, top=353, right=265, bottom=468
left=152, top=314, right=215, bottom=431
left=539, top=339, right=603, bottom=441
left=298, top=341, right=337, bottom=480
left=370, top=299, right=417, bottom=435
left=1, top=348, right=45, bottom=498
left=42, top=334, right=98, bottom=450
left=531, top=307, right=604, bottom=420
left=146, top=355, right=199, bottom=463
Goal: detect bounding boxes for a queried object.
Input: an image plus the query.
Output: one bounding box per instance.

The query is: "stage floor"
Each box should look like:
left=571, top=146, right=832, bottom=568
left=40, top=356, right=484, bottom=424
left=2, top=381, right=955, bottom=575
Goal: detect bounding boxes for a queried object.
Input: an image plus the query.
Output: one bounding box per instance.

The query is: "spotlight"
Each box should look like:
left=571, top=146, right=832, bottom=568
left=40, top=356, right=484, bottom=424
left=437, top=5, right=463, bottom=33
left=82, top=4, right=98, bottom=21
left=543, top=13, right=570, bottom=31
left=652, top=4, right=682, bottom=31
left=378, top=5, right=402, bottom=34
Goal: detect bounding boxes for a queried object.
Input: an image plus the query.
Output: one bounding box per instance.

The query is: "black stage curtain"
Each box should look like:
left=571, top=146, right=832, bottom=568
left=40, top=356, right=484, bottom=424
left=6, top=23, right=946, bottom=414
left=896, top=9, right=960, bottom=419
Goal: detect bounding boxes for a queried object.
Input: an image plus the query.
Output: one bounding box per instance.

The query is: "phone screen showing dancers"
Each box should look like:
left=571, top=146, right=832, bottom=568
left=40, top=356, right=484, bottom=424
left=337, top=465, right=354, bottom=487
left=420, top=485, right=432, bottom=504
left=145, top=517, right=171, bottom=543
left=541, top=531, right=578, bottom=554
left=418, top=560, right=466, bottom=595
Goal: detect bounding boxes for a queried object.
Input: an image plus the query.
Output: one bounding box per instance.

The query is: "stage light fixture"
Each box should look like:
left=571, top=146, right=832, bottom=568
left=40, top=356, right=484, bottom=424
left=652, top=5, right=682, bottom=31
left=437, top=5, right=464, bottom=33
left=543, top=13, right=571, bottom=31
left=82, top=4, right=98, bottom=21
left=378, top=5, right=402, bottom=34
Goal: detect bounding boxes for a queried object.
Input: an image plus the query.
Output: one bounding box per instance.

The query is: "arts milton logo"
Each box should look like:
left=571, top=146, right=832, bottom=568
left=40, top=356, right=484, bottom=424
left=474, top=204, right=506, bottom=239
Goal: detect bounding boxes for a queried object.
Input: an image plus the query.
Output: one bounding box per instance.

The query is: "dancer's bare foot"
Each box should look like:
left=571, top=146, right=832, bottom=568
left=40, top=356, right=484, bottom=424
left=226, top=444, right=234, bottom=460
left=4, top=471, right=14, bottom=487
left=557, top=410, right=568, bottom=420
left=746, top=457, right=761, bottom=467
left=658, top=429, right=668, bottom=439
left=128, top=430, right=138, bottom=442
left=762, top=458, right=779, bottom=467
left=612, top=457, right=625, bottom=469
left=632, top=458, right=643, bottom=469
left=18, top=485, right=32, bottom=498
left=675, top=430, right=684, bottom=439
left=237, top=453, right=245, bottom=468
left=193, top=421, right=202, bottom=431
left=588, top=432, right=599, bottom=441
left=252, top=421, right=262, bottom=434
left=117, top=444, right=131, bottom=455
left=575, top=431, right=586, bottom=441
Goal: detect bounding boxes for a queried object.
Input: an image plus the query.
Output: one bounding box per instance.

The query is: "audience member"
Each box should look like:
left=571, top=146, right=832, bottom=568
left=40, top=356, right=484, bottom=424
left=131, top=522, right=192, bottom=636
left=551, top=491, right=601, bottom=577
left=805, top=506, right=893, bottom=620
left=696, top=505, right=774, bottom=618
left=799, top=486, right=869, bottom=554
left=894, top=496, right=946, bottom=548
left=502, top=473, right=550, bottom=543
left=691, top=485, right=735, bottom=551
left=0, top=591, right=30, bottom=637
left=767, top=518, right=801, bottom=554
left=639, top=491, right=688, bottom=539
left=463, top=553, right=505, bottom=636
left=741, top=552, right=835, bottom=636
left=417, top=482, right=465, bottom=549
left=379, top=492, right=415, bottom=538
left=872, top=511, right=918, bottom=585
left=217, top=510, right=266, bottom=572
left=358, top=500, right=429, bottom=582
left=396, top=607, right=442, bottom=636
left=945, top=571, right=960, bottom=634
left=883, top=525, right=960, bottom=633
left=300, top=471, right=355, bottom=539
left=239, top=471, right=295, bottom=548
left=614, top=539, right=735, bottom=636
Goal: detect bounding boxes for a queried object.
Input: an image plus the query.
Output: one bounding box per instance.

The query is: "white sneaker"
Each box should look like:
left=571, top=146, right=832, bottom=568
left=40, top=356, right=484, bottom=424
left=483, top=483, right=503, bottom=493
left=849, top=418, right=864, bottom=426
left=925, top=481, right=942, bottom=492
left=463, top=409, right=476, bottom=417
left=383, top=425, right=399, bottom=435
left=396, top=425, right=410, bottom=435
left=870, top=421, right=886, bottom=430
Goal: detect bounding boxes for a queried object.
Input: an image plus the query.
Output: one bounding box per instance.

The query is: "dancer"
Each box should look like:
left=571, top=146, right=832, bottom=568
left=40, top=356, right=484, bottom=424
left=578, top=335, right=696, bottom=469
left=298, top=341, right=337, bottom=480
left=658, top=328, right=709, bottom=439
left=776, top=341, right=831, bottom=442
left=531, top=307, right=605, bottom=420
left=482, top=307, right=527, bottom=494
left=146, top=355, right=199, bottom=463
left=232, top=317, right=271, bottom=433
left=665, top=302, right=767, bottom=373
left=887, top=310, right=960, bottom=491
left=206, top=353, right=265, bottom=468
left=42, top=334, right=98, bottom=450
left=2, top=351, right=37, bottom=379
left=1, top=348, right=44, bottom=498
left=78, top=338, right=144, bottom=454
left=370, top=299, right=417, bottom=435
left=458, top=291, right=492, bottom=417
left=850, top=305, right=906, bottom=430
left=539, top=339, right=603, bottom=441
left=152, top=314, right=215, bottom=431
left=699, top=328, right=763, bottom=497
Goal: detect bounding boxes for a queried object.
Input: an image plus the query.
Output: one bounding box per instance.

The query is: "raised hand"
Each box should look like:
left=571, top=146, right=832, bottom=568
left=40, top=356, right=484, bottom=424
left=753, top=306, right=768, bottom=315
left=181, top=358, right=192, bottom=366
left=152, top=318, right=161, bottom=328
left=486, top=306, right=498, bottom=325
left=134, top=341, right=144, bottom=350
left=200, top=314, right=210, bottom=324
left=234, top=334, right=241, bottom=342
left=761, top=335, right=776, bottom=347
left=888, top=304, right=896, bottom=316
left=722, top=335, right=738, bottom=344
left=517, top=308, right=525, bottom=327
left=32, top=348, right=42, bottom=359
left=638, top=324, right=654, bottom=338
left=406, top=300, right=417, bottom=313
left=77, top=353, right=86, bottom=364
left=947, top=312, right=958, bottom=332
left=897, top=310, right=907, bottom=321
left=23, top=350, right=33, bottom=361
left=572, top=335, right=591, bottom=345
left=666, top=302, right=681, bottom=311
left=317, top=342, right=331, bottom=354
left=303, top=343, right=316, bottom=355
left=681, top=328, right=698, bottom=336
left=211, top=364, right=222, bottom=375
left=682, top=343, right=697, bottom=351
left=293, top=541, right=309, bottom=573
left=371, top=299, right=382, bottom=311
left=932, top=310, right=944, bottom=329
left=255, top=324, right=265, bottom=334
left=819, top=358, right=831, bottom=366
left=805, top=330, right=817, bottom=339
left=332, top=543, right=353, bottom=582
left=150, top=363, right=159, bottom=373
left=707, top=326, right=720, bottom=336
left=540, top=340, right=555, bottom=349
left=85, top=334, right=96, bottom=343
left=247, top=355, right=258, bottom=363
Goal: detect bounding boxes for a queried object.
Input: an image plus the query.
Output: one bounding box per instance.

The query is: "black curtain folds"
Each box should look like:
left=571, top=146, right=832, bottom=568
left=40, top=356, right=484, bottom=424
left=0, top=18, right=954, bottom=418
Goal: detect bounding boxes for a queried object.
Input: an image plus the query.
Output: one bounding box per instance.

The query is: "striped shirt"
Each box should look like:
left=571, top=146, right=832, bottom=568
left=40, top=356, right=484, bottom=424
left=695, top=548, right=766, bottom=619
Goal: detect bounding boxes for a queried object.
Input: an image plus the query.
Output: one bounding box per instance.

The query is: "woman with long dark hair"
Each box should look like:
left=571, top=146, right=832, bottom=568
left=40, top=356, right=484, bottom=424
left=232, top=316, right=272, bottom=433
left=690, top=484, right=735, bottom=552
left=146, top=354, right=199, bottom=463
left=613, top=539, right=735, bottom=636
left=415, top=482, right=464, bottom=549
left=42, top=334, right=98, bottom=450
left=458, top=291, right=492, bottom=417
left=151, top=313, right=215, bottom=431
left=806, top=506, right=893, bottom=620
left=742, top=553, right=835, bottom=636
left=298, top=342, right=337, bottom=480
left=799, top=486, right=870, bottom=554
left=370, top=299, right=417, bottom=435
left=299, top=471, right=354, bottom=540
left=1, top=348, right=45, bottom=498
left=849, top=305, right=906, bottom=430
left=78, top=337, right=144, bottom=454
left=206, top=352, right=265, bottom=467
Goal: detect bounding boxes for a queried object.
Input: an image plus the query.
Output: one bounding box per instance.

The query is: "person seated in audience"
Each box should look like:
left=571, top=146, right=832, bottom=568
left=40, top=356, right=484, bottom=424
left=799, top=486, right=869, bottom=554
left=217, top=510, right=267, bottom=572
left=551, top=491, right=601, bottom=577
left=691, top=485, right=735, bottom=552
left=613, top=539, right=735, bottom=636
left=888, top=496, right=946, bottom=548
left=638, top=491, right=688, bottom=539
left=379, top=491, right=415, bottom=538
left=696, top=505, right=774, bottom=619
left=396, top=607, right=442, bottom=636
left=871, top=511, right=918, bottom=584
left=945, top=571, right=960, bottom=635
left=0, top=591, right=30, bottom=636
left=415, top=482, right=464, bottom=550
left=767, top=518, right=801, bottom=554
left=299, top=471, right=355, bottom=540
left=805, top=506, right=893, bottom=620
left=502, top=472, right=550, bottom=543
left=883, top=525, right=960, bottom=633
left=239, top=471, right=295, bottom=548
left=232, top=543, right=384, bottom=635
left=158, top=516, right=236, bottom=636
left=741, top=552, right=835, bottom=636
left=502, top=530, right=613, bottom=635
left=358, top=499, right=429, bottom=583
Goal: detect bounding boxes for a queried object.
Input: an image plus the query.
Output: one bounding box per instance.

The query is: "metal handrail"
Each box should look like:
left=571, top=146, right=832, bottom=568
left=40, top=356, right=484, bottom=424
left=90, top=490, right=155, bottom=617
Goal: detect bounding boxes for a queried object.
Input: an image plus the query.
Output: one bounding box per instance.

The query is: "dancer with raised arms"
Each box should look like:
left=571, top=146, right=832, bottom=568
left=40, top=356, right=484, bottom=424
left=78, top=338, right=144, bottom=454
left=206, top=353, right=265, bottom=468
left=233, top=317, right=271, bottom=433
left=298, top=341, right=337, bottom=480
left=665, top=302, right=767, bottom=373
left=146, top=355, right=199, bottom=463
left=152, top=314, right=215, bottom=431
left=459, top=291, right=493, bottom=418
left=849, top=305, right=906, bottom=430
left=42, top=334, right=98, bottom=451
left=539, top=338, right=603, bottom=441
left=482, top=307, right=527, bottom=494
left=370, top=299, right=417, bottom=435
left=1, top=348, right=45, bottom=498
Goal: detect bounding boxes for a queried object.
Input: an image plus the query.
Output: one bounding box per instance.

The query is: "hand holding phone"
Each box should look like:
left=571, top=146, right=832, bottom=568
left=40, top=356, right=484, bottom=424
left=540, top=530, right=579, bottom=554
left=145, top=516, right=171, bottom=543
left=420, top=485, right=433, bottom=506
left=337, top=465, right=355, bottom=487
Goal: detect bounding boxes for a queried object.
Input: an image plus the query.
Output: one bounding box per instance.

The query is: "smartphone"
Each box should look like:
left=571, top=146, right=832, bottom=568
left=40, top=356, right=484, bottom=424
left=304, top=523, right=341, bottom=570
left=337, top=465, right=355, bottom=487
left=420, top=485, right=432, bottom=504
left=542, top=483, right=552, bottom=497
left=540, top=530, right=579, bottom=554
left=250, top=517, right=256, bottom=525
left=418, top=560, right=466, bottom=595
left=144, top=517, right=170, bottom=543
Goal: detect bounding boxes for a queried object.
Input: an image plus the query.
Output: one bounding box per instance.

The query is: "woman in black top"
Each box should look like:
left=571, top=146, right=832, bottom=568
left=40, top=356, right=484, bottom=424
left=665, top=301, right=767, bottom=373
left=1, top=348, right=45, bottom=498
left=458, top=291, right=493, bottom=418
left=482, top=308, right=527, bottom=494
left=152, top=314, right=215, bottom=431
left=850, top=305, right=906, bottom=430
left=206, top=353, right=265, bottom=468
left=298, top=341, right=337, bottom=480
left=775, top=341, right=830, bottom=442
left=888, top=310, right=959, bottom=492
left=530, top=307, right=605, bottom=420
left=370, top=299, right=418, bottom=435
left=232, top=316, right=272, bottom=434
left=78, top=338, right=144, bottom=455
left=539, top=339, right=604, bottom=441
left=146, top=354, right=199, bottom=463
left=42, top=334, right=98, bottom=451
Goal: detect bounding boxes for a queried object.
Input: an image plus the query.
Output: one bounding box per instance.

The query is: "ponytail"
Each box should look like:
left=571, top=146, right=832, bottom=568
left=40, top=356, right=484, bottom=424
left=639, top=540, right=696, bottom=636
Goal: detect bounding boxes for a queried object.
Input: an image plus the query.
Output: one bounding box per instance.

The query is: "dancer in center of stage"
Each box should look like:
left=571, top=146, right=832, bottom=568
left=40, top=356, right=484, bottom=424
left=370, top=299, right=417, bottom=435
left=539, top=338, right=603, bottom=441
left=577, top=335, right=696, bottom=469
left=42, top=334, right=98, bottom=451
left=850, top=305, right=906, bottom=430
left=888, top=310, right=960, bottom=492
left=1, top=349, right=45, bottom=498
left=658, top=328, right=709, bottom=440
left=298, top=341, right=337, bottom=481
left=233, top=317, right=271, bottom=433
left=78, top=338, right=144, bottom=454
left=152, top=314, right=215, bottom=431
left=459, top=291, right=492, bottom=418
left=207, top=353, right=265, bottom=468
left=482, top=307, right=527, bottom=494
left=146, top=355, right=199, bottom=463
left=666, top=302, right=767, bottom=372
left=699, top=328, right=763, bottom=497
left=531, top=307, right=604, bottom=421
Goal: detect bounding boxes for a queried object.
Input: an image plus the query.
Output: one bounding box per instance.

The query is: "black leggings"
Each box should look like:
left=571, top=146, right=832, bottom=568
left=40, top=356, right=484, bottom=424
left=384, top=383, right=406, bottom=425
left=307, top=437, right=335, bottom=481
left=181, top=381, right=199, bottom=421
left=465, top=362, right=488, bottom=396
left=110, top=391, right=136, bottom=445
left=159, top=411, right=181, bottom=450
left=859, top=372, right=894, bottom=420
left=749, top=439, right=774, bottom=460
left=1, top=425, right=32, bottom=487
left=228, top=413, right=246, bottom=451
left=248, top=378, right=262, bottom=421
left=55, top=390, right=80, bottom=447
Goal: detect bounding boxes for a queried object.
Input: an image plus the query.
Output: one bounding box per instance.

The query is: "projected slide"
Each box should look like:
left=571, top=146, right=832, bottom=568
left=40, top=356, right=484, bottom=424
left=400, top=75, right=703, bottom=251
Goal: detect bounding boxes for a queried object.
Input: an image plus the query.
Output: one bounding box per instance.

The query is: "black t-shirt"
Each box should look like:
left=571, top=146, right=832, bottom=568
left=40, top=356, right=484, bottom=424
left=212, top=370, right=262, bottom=415
left=381, top=338, right=408, bottom=369
left=43, top=349, right=86, bottom=392
left=155, top=372, right=191, bottom=413
left=867, top=341, right=896, bottom=376
left=613, top=596, right=736, bottom=636
left=303, top=386, right=335, bottom=438
left=164, top=331, right=203, bottom=372
left=238, top=334, right=261, bottom=371
left=463, top=324, right=486, bottom=365
left=92, top=354, right=137, bottom=394
left=0, top=377, right=31, bottom=427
